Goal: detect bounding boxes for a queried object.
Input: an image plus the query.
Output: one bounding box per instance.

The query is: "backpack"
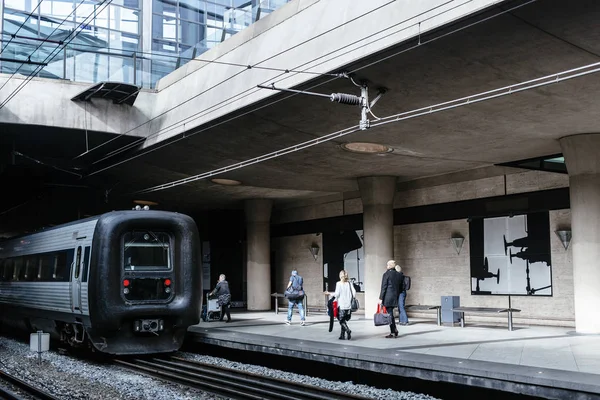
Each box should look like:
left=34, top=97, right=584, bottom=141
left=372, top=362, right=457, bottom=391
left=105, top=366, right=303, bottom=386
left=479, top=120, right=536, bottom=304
left=403, top=275, right=411, bottom=291
left=291, top=275, right=302, bottom=290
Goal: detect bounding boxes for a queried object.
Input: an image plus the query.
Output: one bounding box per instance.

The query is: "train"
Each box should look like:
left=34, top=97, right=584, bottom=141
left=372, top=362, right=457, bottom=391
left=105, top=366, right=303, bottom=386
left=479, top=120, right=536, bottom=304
left=0, top=209, right=201, bottom=355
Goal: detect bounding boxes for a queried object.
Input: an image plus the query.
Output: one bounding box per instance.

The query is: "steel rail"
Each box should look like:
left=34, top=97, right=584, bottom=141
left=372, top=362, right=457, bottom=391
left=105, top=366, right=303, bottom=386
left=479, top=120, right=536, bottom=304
left=115, top=356, right=373, bottom=400
left=0, top=370, right=60, bottom=400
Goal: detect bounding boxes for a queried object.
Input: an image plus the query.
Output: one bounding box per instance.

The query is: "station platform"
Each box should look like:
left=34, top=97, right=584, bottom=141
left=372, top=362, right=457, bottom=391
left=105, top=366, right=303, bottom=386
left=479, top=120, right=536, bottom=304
left=187, top=310, right=600, bottom=399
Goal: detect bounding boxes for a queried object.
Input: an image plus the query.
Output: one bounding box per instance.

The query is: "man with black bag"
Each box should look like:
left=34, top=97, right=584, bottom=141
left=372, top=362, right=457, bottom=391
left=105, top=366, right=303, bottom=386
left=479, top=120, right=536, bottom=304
left=285, top=269, right=306, bottom=326
left=378, top=260, right=402, bottom=338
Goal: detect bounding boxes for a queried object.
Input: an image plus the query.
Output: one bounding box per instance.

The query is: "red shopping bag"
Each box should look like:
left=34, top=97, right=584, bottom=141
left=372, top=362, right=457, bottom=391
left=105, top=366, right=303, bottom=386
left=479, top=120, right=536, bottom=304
left=333, top=300, right=338, bottom=318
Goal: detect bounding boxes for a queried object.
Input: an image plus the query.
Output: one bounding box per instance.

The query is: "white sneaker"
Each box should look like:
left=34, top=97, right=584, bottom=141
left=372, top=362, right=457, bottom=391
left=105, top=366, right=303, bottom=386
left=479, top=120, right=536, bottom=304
left=285, top=320, right=291, bottom=325
left=301, top=321, right=306, bottom=326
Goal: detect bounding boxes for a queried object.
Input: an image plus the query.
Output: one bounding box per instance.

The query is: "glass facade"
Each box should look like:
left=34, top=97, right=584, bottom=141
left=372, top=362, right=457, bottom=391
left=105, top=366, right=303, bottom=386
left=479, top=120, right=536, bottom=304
left=0, top=0, right=290, bottom=88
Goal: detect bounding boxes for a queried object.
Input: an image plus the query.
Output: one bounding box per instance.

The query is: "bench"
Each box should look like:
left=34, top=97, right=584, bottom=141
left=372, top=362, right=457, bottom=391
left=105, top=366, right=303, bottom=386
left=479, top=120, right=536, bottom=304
left=451, top=307, right=521, bottom=331
left=405, top=305, right=442, bottom=326
left=271, top=293, right=309, bottom=316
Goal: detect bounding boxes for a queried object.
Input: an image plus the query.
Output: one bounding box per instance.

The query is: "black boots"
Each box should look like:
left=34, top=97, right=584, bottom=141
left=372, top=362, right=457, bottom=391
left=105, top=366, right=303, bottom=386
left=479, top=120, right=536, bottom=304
left=342, top=321, right=351, bottom=340
left=340, top=321, right=351, bottom=340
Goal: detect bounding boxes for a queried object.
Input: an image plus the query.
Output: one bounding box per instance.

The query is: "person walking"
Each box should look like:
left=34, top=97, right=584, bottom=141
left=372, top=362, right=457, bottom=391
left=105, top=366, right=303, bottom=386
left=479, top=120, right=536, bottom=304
left=285, top=269, right=306, bottom=326
left=325, top=269, right=356, bottom=340
left=395, top=264, right=409, bottom=326
left=379, top=260, right=402, bottom=338
left=210, top=274, right=231, bottom=322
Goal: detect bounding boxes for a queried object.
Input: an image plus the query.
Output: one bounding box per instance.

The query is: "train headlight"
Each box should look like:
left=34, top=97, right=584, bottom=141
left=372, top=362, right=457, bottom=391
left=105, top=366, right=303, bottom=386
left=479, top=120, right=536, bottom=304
left=158, top=320, right=164, bottom=331
left=134, top=320, right=141, bottom=332
left=165, top=287, right=171, bottom=294
left=124, top=288, right=129, bottom=294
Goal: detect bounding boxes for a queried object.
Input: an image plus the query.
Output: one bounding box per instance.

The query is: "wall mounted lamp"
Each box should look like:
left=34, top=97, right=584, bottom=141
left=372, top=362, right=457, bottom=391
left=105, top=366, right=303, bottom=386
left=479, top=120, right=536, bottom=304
left=555, top=229, right=572, bottom=250
left=450, top=234, right=465, bottom=255
left=310, top=243, right=320, bottom=261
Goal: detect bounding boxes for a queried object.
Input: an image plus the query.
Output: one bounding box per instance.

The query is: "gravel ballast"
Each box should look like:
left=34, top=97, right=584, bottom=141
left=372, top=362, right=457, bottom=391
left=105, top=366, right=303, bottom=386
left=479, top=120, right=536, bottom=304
left=0, top=336, right=440, bottom=399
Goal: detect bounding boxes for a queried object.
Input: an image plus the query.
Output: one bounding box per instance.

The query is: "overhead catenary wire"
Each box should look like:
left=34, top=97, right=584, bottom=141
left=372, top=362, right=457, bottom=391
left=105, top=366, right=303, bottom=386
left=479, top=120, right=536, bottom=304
left=0, top=0, right=115, bottom=110
left=0, top=0, right=44, bottom=54
left=86, top=0, right=535, bottom=175
left=83, top=0, right=482, bottom=166
left=130, top=59, right=600, bottom=195
left=75, top=0, right=414, bottom=159
left=0, top=0, right=89, bottom=95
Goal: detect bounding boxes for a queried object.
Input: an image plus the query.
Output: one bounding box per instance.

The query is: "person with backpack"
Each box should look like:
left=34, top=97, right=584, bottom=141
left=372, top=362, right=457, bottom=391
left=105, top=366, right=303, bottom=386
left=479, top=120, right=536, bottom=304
left=395, top=264, right=410, bottom=326
left=285, top=269, right=306, bottom=326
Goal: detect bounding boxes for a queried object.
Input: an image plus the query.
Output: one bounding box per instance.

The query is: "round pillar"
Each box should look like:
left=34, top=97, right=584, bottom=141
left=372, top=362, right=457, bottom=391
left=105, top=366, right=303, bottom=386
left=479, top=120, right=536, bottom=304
left=560, top=134, right=600, bottom=334
left=244, top=199, right=273, bottom=311
left=358, top=176, right=397, bottom=317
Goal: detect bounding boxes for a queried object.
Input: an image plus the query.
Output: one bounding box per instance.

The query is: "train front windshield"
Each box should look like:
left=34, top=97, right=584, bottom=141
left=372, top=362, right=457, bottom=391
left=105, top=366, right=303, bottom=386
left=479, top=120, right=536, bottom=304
left=124, top=231, right=171, bottom=271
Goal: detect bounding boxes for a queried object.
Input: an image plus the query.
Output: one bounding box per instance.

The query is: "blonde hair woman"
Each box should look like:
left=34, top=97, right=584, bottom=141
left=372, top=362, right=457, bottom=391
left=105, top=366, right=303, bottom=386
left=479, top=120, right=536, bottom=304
left=325, top=269, right=356, bottom=340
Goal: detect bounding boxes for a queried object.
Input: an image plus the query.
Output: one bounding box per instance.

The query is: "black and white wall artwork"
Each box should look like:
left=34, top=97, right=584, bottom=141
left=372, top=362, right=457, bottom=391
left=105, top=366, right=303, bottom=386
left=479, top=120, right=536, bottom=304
left=469, top=211, right=553, bottom=296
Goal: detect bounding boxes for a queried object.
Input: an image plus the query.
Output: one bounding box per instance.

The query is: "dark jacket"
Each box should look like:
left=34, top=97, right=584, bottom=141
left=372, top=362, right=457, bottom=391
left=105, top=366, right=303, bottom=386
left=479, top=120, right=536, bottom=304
left=397, top=271, right=405, bottom=293
left=379, top=269, right=402, bottom=308
left=211, top=280, right=231, bottom=306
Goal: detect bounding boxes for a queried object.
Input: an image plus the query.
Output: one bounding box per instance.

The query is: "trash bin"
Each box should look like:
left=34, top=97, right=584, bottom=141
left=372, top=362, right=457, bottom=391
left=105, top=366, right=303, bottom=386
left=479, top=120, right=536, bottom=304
left=441, top=296, right=460, bottom=323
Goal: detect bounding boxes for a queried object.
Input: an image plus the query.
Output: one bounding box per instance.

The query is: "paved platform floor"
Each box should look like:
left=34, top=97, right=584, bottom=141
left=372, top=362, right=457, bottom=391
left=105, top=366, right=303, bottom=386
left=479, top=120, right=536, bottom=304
left=188, top=310, right=600, bottom=399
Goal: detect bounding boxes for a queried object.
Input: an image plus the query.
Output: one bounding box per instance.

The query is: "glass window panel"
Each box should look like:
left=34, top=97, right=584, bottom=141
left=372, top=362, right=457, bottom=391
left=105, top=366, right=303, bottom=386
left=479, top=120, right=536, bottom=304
left=4, top=9, right=39, bottom=36
left=206, top=2, right=224, bottom=28
left=179, top=0, right=205, bottom=24
left=179, top=20, right=202, bottom=45
left=110, top=31, right=139, bottom=50
left=5, top=0, right=37, bottom=12
left=124, top=0, right=140, bottom=9
left=153, top=0, right=177, bottom=15
left=233, top=0, right=251, bottom=7
left=76, top=4, right=109, bottom=28
left=110, top=5, right=139, bottom=33
left=40, top=0, right=76, bottom=20
left=152, top=38, right=178, bottom=53
left=152, top=14, right=176, bottom=40
left=76, top=2, right=108, bottom=28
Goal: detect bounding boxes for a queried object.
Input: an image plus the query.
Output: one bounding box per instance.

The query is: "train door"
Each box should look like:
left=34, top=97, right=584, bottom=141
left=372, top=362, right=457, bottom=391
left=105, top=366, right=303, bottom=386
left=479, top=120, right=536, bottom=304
left=71, top=246, right=83, bottom=313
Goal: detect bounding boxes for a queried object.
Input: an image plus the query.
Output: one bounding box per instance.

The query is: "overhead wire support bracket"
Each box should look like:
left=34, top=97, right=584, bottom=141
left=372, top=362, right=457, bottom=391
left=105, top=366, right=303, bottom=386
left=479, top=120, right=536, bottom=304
left=257, top=80, right=384, bottom=131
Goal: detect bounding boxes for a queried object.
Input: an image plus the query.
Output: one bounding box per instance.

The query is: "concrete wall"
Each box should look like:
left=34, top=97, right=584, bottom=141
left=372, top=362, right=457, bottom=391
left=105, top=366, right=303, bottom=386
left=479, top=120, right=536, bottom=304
left=395, top=210, right=574, bottom=327
left=272, top=170, right=569, bottom=224
left=139, top=0, right=504, bottom=144
left=271, top=170, right=574, bottom=326
left=0, top=76, right=153, bottom=135
left=273, top=233, right=323, bottom=309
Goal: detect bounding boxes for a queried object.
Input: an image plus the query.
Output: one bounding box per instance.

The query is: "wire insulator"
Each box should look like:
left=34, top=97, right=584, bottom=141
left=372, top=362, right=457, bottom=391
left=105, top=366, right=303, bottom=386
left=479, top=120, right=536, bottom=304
left=330, top=93, right=362, bottom=105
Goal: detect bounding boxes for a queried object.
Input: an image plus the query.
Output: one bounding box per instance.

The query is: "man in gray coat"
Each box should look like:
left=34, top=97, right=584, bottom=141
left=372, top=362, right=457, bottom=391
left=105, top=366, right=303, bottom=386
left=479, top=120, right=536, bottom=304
left=378, top=260, right=402, bottom=338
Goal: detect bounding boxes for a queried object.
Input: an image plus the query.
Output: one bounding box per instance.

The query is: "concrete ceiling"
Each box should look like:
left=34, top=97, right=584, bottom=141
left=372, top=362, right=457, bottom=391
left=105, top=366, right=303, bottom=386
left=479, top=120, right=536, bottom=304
left=1, top=0, right=598, bottom=230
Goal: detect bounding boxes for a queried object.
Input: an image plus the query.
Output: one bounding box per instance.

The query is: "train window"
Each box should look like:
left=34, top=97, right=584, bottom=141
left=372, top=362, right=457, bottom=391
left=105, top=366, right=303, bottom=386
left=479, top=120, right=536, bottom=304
left=24, top=256, right=37, bottom=281
left=13, top=257, right=24, bottom=281
left=123, top=231, right=171, bottom=271
left=37, top=254, right=53, bottom=281
left=74, top=247, right=82, bottom=279
left=82, top=246, right=91, bottom=282
left=3, top=259, right=14, bottom=281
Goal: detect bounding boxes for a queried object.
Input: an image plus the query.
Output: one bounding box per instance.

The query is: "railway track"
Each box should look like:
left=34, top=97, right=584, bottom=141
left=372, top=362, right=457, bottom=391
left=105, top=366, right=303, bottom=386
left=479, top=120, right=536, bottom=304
left=115, top=356, right=375, bottom=400
left=0, top=370, right=60, bottom=400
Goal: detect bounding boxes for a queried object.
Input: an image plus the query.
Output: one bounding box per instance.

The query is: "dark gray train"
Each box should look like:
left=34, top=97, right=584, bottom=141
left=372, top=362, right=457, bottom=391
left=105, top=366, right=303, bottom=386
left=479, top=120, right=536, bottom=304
left=0, top=210, right=201, bottom=355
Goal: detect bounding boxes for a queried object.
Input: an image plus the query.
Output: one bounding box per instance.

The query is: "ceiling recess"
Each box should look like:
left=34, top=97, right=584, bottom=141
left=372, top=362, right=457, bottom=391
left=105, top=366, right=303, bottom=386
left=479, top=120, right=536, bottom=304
left=340, top=142, right=392, bottom=154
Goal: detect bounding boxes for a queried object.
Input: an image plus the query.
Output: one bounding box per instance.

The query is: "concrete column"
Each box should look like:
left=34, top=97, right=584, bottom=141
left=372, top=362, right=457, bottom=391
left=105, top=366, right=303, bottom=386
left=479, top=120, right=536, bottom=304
left=560, top=134, right=600, bottom=334
left=358, top=176, right=397, bottom=318
left=244, top=199, right=273, bottom=311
